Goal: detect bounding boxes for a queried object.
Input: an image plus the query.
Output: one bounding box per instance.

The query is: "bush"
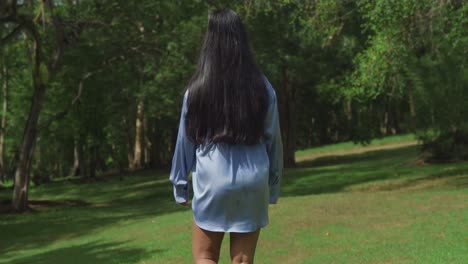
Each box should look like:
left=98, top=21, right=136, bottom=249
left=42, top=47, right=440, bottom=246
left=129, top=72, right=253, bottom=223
left=420, top=130, right=468, bottom=163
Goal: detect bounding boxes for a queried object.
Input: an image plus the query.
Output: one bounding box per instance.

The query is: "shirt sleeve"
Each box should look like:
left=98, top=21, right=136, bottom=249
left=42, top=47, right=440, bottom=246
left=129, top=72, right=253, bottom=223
left=169, top=90, right=196, bottom=204
left=264, top=80, right=284, bottom=204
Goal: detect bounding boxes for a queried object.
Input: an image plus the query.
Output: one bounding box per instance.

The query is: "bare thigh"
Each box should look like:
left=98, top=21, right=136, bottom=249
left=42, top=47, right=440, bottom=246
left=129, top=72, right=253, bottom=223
left=192, top=221, right=225, bottom=264
left=230, top=229, right=261, bottom=264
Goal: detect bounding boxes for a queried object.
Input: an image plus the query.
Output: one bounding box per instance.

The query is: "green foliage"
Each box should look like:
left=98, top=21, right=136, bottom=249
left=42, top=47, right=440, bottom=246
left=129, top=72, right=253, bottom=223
left=346, top=0, right=468, bottom=160
left=0, top=0, right=466, bottom=181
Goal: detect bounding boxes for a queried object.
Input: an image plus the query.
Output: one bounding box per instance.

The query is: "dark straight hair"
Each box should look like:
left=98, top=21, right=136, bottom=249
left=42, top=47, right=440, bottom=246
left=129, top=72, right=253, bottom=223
left=185, top=8, right=269, bottom=145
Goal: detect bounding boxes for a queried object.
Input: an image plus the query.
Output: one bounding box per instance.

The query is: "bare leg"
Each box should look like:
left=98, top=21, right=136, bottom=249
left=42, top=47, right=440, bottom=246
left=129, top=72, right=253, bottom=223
left=229, top=228, right=261, bottom=264
left=192, top=221, right=225, bottom=264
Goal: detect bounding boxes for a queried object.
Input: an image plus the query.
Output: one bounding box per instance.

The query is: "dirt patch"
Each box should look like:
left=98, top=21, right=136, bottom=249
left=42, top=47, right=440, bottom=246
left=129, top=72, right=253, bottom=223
left=344, top=174, right=468, bottom=194
left=296, top=140, right=419, bottom=162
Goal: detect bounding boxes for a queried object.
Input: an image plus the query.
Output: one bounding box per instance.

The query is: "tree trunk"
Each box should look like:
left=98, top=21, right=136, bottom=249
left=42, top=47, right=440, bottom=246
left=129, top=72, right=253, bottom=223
left=79, top=139, right=87, bottom=178
left=393, top=105, right=401, bottom=134
left=388, top=103, right=398, bottom=135
left=408, top=85, right=416, bottom=130
left=125, top=116, right=134, bottom=169
left=382, top=109, right=389, bottom=135
left=345, top=99, right=352, bottom=121
left=7, top=1, right=68, bottom=211
left=12, top=22, right=48, bottom=211
left=69, top=138, right=80, bottom=176
left=143, top=113, right=151, bottom=167
left=278, top=69, right=296, bottom=167
left=131, top=100, right=144, bottom=170
left=0, top=56, right=8, bottom=184
left=12, top=83, right=46, bottom=211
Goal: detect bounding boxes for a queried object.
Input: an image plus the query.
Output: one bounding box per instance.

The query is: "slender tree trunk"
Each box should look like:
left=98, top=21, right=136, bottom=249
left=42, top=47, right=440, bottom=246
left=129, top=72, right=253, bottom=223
left=393, top=105, right=401, bottom=134
left=12, top=23, right=47, bottom=211
left=408, top=85, right=416, bottom=130
left=0, top=56, right=8, bottom=184
left=278, top=69, right=296, bottom=167
left=5, top=1, right=69, bottom=211
left=382, top=110, right=389, bottom=135
left=69, top=138, right=80, bottom=176
left=143, top=113, right=151, bottom=167
left=345, top=99, right=352, bottom=121
left=386, top=96, right=398, bottom=135
left=131, top=100, right=144, bottom=170
left=12, top=83, right=46, bottom=211
left=124, top=116, right=134, bottom=169
left=388, top=102, right=397, bottom=135
left=78, top=138, right=86, bottom=178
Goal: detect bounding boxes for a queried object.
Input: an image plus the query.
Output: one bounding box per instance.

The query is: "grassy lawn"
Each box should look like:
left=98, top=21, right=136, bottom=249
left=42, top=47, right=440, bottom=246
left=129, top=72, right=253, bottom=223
left=0, top=138, right=467, bottom=263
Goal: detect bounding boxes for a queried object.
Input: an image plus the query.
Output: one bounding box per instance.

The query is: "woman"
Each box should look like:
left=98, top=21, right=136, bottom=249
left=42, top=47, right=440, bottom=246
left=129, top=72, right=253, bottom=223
left=169, top=8, right=283, bottom=264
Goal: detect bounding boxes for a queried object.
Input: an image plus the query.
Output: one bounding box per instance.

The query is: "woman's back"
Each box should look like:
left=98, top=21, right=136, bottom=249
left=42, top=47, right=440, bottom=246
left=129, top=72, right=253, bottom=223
left=170, top=76, right=282, bottom=211
left=183, top=77, right=282, bottom=232
left=167, top=8, right=283, bottom=263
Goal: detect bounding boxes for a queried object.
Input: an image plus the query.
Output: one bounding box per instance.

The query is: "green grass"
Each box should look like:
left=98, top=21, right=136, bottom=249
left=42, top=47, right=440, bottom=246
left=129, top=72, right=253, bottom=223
left=1, top=138, right=467, bottom=264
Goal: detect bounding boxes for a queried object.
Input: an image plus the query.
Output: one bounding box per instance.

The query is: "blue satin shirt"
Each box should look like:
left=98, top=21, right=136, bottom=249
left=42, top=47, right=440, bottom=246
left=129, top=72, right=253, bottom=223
left=169, top=77, right=283, bottom=233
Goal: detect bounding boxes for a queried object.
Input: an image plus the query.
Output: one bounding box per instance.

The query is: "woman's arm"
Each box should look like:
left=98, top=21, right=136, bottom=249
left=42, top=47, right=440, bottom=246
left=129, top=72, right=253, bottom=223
left=169, top=90, right=196, bottom=204
left=264, top=80, right=284, bottom=204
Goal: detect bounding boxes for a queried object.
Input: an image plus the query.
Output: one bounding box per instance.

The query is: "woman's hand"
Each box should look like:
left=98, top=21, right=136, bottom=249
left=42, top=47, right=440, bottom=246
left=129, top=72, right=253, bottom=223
left=179, top=201, right=190, bottom=207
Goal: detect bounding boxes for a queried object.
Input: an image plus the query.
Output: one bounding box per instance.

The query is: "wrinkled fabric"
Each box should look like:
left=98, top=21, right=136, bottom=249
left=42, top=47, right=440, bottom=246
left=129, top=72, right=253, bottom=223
left=169, top=77, right=283, bottom=233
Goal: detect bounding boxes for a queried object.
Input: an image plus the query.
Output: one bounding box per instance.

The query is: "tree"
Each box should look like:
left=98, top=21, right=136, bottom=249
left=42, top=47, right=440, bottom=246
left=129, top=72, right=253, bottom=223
left=1, top=0, right=96, bottom=211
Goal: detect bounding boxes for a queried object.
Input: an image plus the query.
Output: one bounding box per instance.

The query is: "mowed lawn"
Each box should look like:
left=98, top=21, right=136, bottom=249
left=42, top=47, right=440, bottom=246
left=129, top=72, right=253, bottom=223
left=1, top=135, right=467, bottom=264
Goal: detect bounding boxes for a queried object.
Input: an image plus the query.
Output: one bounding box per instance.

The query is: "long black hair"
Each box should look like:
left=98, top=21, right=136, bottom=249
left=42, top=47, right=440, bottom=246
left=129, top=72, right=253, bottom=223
left=185, top=8, right=269, bottom=145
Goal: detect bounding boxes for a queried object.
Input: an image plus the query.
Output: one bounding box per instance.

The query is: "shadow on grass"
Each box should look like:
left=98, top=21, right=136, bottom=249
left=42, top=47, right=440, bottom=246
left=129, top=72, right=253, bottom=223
left=0, top=169, right=183, bottom=260
left=282, top=145, right=468, bottom=197
left=3, top=240, right=162, bottom=264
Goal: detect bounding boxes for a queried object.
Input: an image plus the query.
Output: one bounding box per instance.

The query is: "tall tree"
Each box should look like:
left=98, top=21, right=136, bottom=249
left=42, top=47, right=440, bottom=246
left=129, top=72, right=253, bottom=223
left=1, top=0, right=86, bottom=211
left=0, top=50, right=8, bottom=184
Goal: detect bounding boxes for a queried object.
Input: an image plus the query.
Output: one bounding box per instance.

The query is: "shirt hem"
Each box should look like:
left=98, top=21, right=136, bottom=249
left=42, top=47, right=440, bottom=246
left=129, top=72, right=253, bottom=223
left=193, top=215, right=269, bottom=233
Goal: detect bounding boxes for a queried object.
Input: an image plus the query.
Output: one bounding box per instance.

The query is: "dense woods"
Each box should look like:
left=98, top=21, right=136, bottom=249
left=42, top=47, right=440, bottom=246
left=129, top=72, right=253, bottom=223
left=0, top=0, right=466, bottom=211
